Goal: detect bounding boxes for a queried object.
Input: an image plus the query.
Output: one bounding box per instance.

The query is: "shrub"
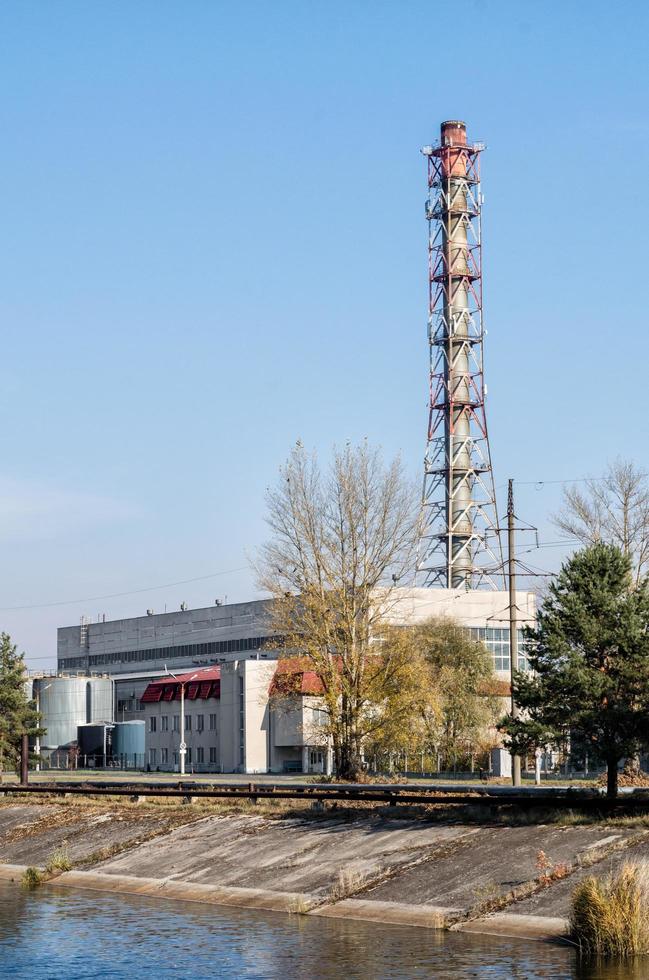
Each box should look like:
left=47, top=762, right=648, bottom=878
left=45, top=843, right=72, bottom=874
left=21, top=867, right=43, bottom=889
left=570, top=862, right=649, bottom=957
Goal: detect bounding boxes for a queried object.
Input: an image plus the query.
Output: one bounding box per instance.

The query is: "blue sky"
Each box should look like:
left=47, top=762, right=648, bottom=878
left=1, top=1, right=647, bottom=666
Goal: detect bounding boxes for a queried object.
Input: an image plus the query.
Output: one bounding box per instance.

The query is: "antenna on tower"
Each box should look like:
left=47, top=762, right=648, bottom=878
left=417, top=120, right=504, bottom=589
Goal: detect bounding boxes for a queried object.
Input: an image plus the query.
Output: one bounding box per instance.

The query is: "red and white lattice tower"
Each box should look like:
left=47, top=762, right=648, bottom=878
left=418, top=120, right=503, bottom=589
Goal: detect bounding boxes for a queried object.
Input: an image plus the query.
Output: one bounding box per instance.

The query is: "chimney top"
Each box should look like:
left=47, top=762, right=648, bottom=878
left=440, top=120, right=467, bottom=146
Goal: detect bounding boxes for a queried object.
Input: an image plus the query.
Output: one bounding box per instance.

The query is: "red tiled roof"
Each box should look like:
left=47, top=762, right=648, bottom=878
left=269, top=658, right=333, bottom=697
left=141, top=666, right=221, bottom=704
left=159, top=666, right=221, bottom=684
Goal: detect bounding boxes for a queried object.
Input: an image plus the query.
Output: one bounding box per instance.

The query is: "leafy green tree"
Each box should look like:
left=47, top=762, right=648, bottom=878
left=500, top=544, right=649, bottom=798
left=415, top=618, right=500, bottom=770
left=365, top=618, right=500, bottom=771
left=0, top=633, right=42, bottom=779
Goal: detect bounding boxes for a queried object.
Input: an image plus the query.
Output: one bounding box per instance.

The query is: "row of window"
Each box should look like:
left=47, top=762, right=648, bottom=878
left=62, top=626, right=528, bottom=675
left=148, top=746, right=218, bottom=767
left=468, top=627, right=529, bottom=672
left=149, top=713, right=218, bottom=733
left=60, top=635, right=276, bottom=670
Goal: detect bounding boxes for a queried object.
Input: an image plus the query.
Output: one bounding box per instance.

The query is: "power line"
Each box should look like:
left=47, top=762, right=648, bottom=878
left=496, top=473, right=648, bottom=494
left=0, top=566, right=250, bottom=613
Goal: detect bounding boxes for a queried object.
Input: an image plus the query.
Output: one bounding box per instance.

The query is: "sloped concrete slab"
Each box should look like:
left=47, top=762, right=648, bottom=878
left=52, top=870, right=304, bottom=913
left=360, top=825, right=635, bottom=913
left=509, top=834, right=649, bottom=918
left=456, top=912, right=570, bottom=942
left=97, top=815, right=477, bottom=899
left=0, top=803, right=199, bottom=866
left=313, top=898, right=453, bottom=928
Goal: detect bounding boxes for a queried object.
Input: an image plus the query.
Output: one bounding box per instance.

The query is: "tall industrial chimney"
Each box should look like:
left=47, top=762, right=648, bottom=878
left=418, top=121, right=502, bottom=589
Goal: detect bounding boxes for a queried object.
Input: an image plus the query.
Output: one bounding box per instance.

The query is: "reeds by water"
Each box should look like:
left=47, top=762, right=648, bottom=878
left=570, top=862, right=649, bottom=958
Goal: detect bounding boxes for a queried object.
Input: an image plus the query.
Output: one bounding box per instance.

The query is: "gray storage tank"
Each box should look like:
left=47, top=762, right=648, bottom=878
left=33, top=676, right=114, bottom=751
left=113, top=721, right=145, bottom=766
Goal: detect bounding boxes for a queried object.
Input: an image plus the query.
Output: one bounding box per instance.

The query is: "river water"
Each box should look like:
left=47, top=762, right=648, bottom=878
left=0, top=881, right=643, bottom=979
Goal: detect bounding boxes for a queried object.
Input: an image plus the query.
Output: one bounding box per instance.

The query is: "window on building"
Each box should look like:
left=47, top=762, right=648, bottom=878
left=149, top=748, right=157, bottom=766
left=161, top=715, right=168, bottom=732
left=196, top=714, right=204, bottom=732
left=173, top=715, right=180, bottom=733
left=173, top=751, right=178, bottom=768
left=209, top=746, right=218, bottom=764
left=161, top=748, right=168, bottom=765
left=467, top=626, right=530, bottom=674
left=149, top=717, right=157, bottom=733
left=186, top=747, right=192, bottom=765
left=196, top=746, right=204, bottom=764
left=209, top=713, right=217, bottom=731
left=185, top=715, right=191, bottom=732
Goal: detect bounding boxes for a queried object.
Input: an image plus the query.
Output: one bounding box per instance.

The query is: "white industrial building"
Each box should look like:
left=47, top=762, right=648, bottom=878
left=56, top=588, right=535, bottom=774
left=57, top=599, right=278, bottom=723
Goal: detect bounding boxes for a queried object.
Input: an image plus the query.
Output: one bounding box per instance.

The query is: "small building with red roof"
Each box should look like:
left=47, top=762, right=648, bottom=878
left=138, top=658, right=331, bottom=774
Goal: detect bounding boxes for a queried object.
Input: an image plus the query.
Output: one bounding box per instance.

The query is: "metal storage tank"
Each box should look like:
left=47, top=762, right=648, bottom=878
left=77, top=722, right=113, bottom=759
left=113, top=721, right=145, bottom=766
left=34, top=676, right=114, bottom=750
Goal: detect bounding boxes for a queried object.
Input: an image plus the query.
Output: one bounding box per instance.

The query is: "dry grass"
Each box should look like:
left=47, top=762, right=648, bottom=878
left=570, top=861, right=649, bottom=958
left=328, top=867, right=368, bottom=902
left=21, top=867, right=44, bottom=888
left=288, top=895, right=311, bottom=915
left=45, top=843, right=72, bottom=874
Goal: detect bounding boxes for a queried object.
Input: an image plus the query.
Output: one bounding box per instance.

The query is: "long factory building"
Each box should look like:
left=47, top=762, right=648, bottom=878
left=47, top=589, right=536, bottom=774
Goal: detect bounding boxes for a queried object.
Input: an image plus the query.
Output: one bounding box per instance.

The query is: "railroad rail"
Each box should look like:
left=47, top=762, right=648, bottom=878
left=1, top=780, right=649, bottom=810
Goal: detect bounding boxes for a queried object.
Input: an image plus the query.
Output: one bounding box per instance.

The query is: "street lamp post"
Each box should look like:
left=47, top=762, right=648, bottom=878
left=179, top=681, right=186, bottom=775
left=165, top=668, right=198, bottom=776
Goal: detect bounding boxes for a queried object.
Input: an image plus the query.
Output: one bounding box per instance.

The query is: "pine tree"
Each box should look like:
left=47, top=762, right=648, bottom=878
left=500, top=544, right=649, bottom=798
left=0, top=633, right=42, bottom=779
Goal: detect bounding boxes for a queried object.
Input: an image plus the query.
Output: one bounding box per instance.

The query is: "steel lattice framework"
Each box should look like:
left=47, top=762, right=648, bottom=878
left=417, top=120, right=503, bottom=589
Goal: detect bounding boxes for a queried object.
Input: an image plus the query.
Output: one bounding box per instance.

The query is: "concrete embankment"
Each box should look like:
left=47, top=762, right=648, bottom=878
left=1, top=798, right=647, bottom=942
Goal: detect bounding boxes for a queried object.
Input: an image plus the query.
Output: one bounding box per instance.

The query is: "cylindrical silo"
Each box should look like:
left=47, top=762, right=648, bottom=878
left=34, top=676, right=114, bottom=751
left=113, top=721, right=145, bottom=768
left=77, top=722, right=114, bottom=759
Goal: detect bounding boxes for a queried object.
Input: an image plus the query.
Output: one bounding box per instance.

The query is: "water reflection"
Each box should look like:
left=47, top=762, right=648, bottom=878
left=0, top=881, right=642, bottom=979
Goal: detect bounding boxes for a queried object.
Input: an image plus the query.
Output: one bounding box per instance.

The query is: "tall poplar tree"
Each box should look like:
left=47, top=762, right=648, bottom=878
left=0, top=633, right=41, bottom=779
left=500, top=544, right=649, bottom=798
left=258, top=442, right=422, bottom=780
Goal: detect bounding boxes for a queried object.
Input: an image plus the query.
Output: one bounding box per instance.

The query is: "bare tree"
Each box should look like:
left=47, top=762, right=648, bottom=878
left=552, top=459, right=649, bottom=585
left=257, top=441, right=423, bottom=779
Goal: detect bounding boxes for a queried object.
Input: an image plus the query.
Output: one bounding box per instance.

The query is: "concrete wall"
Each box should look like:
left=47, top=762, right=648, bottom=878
left=143, top=695, right=220, bottom=773
left=217, top=660, right=274, bottom=774
left=57, top=588, right=536, bottom=685
left=58, top=599, right=276, bottom=675
left=382, top=587, right=535, bottom=630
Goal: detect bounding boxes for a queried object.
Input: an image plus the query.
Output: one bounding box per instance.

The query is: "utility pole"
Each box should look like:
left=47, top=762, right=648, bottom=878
left=508, top=479, right=521, bottom=787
